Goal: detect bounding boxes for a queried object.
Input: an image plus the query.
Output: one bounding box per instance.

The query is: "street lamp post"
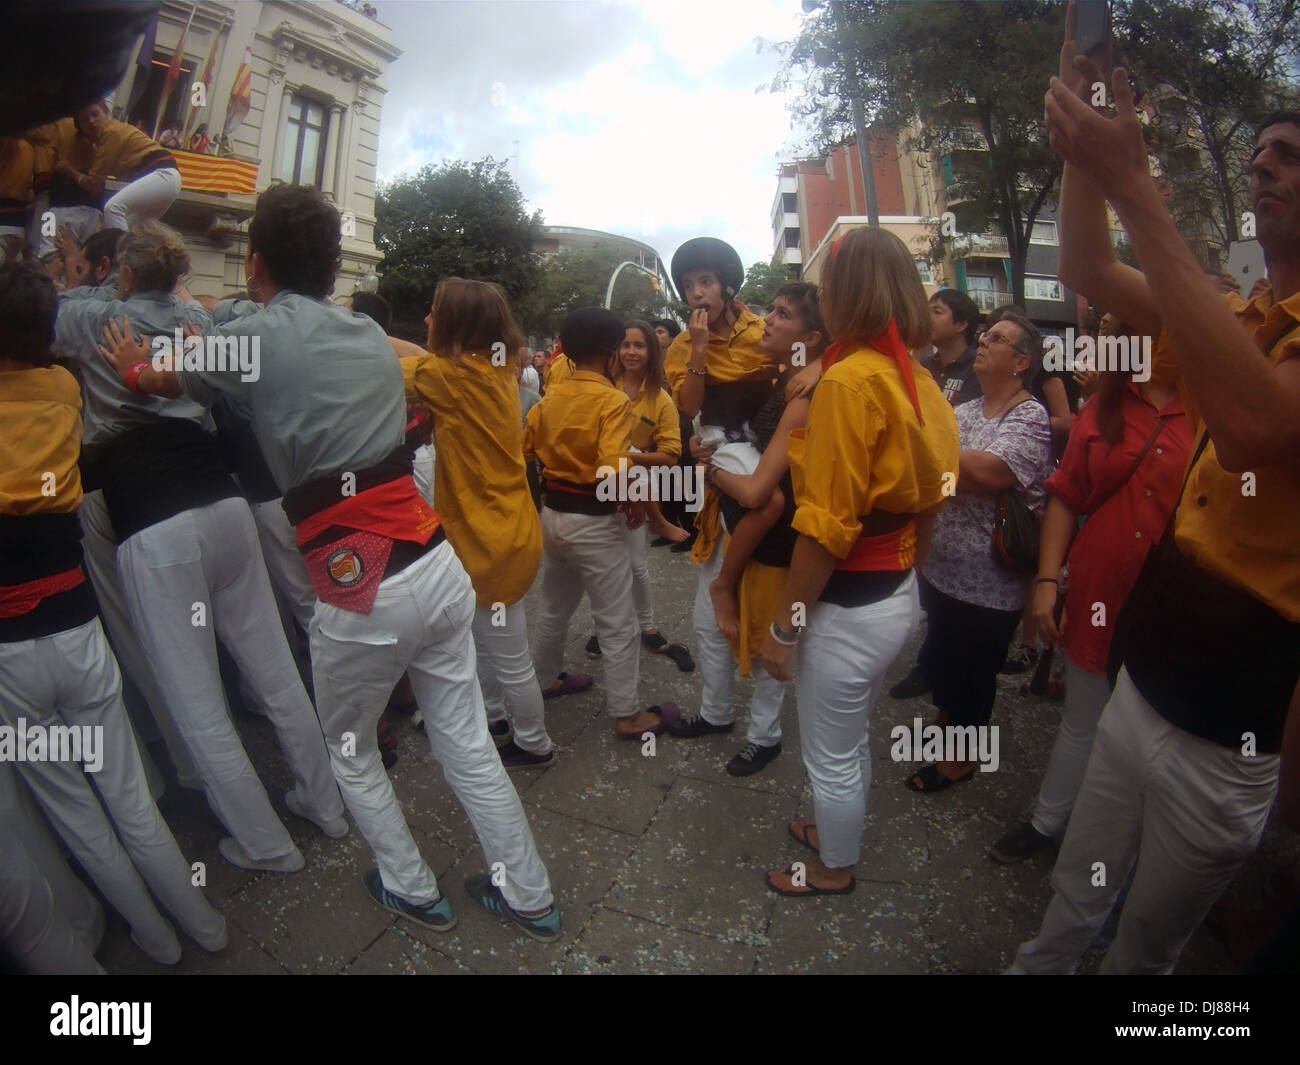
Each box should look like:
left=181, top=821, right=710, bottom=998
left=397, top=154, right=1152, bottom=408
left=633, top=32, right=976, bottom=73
left=604, top=260, right=662, bottom=309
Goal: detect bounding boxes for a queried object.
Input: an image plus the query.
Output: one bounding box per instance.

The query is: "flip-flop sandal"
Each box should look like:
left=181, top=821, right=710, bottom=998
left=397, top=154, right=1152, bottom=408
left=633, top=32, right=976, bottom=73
left=787, top=821, right=820, bottom=853
left=764, top=865, right=856, bottom=897
left=663, top=644, right=695, bottom=672
left=904, top=763, right=975, bottom=794
left=542, top=671, right=593, bottom=700
left=618, top=701, right=682, bottom=738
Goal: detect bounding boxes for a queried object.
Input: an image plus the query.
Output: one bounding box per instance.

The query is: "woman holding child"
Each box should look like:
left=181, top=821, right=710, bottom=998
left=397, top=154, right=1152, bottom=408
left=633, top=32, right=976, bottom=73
left=759, top=227, right=959, bottom=896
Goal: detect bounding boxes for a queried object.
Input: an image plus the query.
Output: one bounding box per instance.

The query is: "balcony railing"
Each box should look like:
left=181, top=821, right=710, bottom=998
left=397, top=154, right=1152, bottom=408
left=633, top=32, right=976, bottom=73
left=971, top=289, right=1015, bottom=312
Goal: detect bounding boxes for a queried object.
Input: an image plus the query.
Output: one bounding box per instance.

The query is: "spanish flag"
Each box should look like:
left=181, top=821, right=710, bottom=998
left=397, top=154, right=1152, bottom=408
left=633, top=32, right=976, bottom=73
left=223, top=46, right=253, bottom=139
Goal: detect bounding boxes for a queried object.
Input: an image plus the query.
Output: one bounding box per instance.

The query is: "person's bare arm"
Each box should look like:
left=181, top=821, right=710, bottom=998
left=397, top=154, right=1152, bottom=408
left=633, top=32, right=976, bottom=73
left=676, top=308, right=709, bottom=417
left=710, top=395, right=810, bottom=508
left=99, top=315, right=184, bottom=398
left=1042, top=375, right=1073, bottom=435
left=1030, top=495, right=1079, bottom=646
left=958, top=449, right=1017, bottom=493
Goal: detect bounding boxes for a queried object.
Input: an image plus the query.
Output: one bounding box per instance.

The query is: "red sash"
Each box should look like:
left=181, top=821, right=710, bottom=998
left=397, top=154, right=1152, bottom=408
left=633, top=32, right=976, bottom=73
left=836, top=520, right=917, bottom=573
left=295, top=476, right=440, bottom=614
left=0, top=567, right=85, bottom=620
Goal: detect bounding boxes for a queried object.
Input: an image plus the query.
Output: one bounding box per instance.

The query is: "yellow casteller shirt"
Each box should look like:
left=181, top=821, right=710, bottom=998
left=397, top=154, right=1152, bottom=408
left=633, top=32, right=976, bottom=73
left=663, top=308, right=770, bottom=409
left=542, top=353, right=574, bottom=392
left=1151, top=286, right=1300, bottom=621
left=524, top=369, right=635, bottom=486
left=400, top=352, right=541, bottom=607
left=789, top=345, right=958, bottom=561
left=618, top=379, right=681, bottom=456
left=0, top=365, right=83, bottom=516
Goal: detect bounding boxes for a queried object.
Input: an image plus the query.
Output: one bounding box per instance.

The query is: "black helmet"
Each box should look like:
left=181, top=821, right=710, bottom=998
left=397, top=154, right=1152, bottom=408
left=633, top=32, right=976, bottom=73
left=671, top=237, right=744, bottom=302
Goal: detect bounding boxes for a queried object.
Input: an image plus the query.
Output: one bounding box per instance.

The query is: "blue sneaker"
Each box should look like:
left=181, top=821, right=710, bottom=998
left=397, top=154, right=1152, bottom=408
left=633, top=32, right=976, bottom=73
left=465, top=873, right=561, bottom=942
left=363, top=868, right=457, bottom=932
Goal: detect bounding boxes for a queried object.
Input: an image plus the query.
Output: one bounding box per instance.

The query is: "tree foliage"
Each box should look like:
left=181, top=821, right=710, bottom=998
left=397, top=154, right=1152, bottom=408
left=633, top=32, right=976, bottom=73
left=514, top=246, right=673, bottom=337
left=374, top=158, right=542, bottom=339
left=738, top=260, right=789, bottom=311
left=1114, top=0, right=1300, bottom=258
left=773, top=1, right=1067, bottom=307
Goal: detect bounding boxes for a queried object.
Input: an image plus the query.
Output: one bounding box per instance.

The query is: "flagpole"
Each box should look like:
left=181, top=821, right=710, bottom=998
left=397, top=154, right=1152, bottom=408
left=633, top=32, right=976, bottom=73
left=153, top=2, right=198, bottom=138
left=182, top=18, right=221, bottom=143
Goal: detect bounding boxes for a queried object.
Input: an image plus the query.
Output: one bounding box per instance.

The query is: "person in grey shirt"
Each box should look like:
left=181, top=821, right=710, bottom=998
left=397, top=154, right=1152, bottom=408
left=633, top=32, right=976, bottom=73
left=100, top=185, right=560, bottom=942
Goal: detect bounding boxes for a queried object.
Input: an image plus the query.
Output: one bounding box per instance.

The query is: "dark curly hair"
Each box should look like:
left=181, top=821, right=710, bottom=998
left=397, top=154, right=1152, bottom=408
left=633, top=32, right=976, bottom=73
left=0, top=263, right=57, bottom=367
left=247, top=184, right=342, bottom=299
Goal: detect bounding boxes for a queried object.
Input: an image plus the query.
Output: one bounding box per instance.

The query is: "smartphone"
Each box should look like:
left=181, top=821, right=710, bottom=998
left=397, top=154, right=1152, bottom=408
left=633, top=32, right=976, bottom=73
left=1074, top=0, right=1111, bottom=57
left=1226, top=239, right=1267, bottom=298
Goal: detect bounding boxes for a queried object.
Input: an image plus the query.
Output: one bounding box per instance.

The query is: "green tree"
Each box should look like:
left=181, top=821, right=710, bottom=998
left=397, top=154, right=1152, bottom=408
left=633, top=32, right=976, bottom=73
left=515, top=246, right=672, bottom=336
left=774, top=1, right=1067, bottom=307
left=738, top=260, right=788, bottom=310
left=374, top=157, right=543, bottom=339
left=1115, top=0, right=1300, bottom=261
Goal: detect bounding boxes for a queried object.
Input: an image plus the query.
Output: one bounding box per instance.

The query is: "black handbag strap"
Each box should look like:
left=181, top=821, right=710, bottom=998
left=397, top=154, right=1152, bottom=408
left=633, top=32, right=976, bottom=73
left=1088, top=411, right=1174, bottom=517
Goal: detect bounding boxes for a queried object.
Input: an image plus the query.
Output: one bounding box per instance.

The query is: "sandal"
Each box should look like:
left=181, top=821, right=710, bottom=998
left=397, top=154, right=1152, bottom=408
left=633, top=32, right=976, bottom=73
left=663, top=644, right=695, bottom=672
left=618, top=702, right=682, bottom=738
left=542, top=672, right=593, bottom=700
left=904, top=763, right=976, bottom=793
left=764, top=865, right=856, bottom=897
left=787, top=820, right=820, bottom=853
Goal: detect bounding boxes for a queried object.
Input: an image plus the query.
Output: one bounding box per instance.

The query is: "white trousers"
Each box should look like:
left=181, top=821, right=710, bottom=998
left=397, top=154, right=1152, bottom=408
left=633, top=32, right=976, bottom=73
left=473, top=601, right=551, bottom=755
left=102, top=167, right=182, bottom=231
left=311, top=539, right=552, bottom=912
left=691, top=540, right=786, bottom=746
left=78, top=489, right=199, bottom=791
left=622, top=521, right=655, bottom=632
left=0, top=760, right=103, bottom=962
left=250, top=497, right=317, bottom=636
left=35, top=205, right=101, bottom=258
left=117, top=497, right=342, bottom=861
left=0, top=619, right=227, bottom=960
left=793, top=574, right=920, bottom=869
left=532, top=508, right=639, bottom=719
left=1030, top=653, right=1113, bottom=837
left=1012, top=666, right=1279, bottom=974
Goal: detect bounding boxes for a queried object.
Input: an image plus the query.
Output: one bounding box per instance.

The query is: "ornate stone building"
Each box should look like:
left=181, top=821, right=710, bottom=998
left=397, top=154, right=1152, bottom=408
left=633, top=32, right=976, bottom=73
left=107, top=0, right=400, bottom=297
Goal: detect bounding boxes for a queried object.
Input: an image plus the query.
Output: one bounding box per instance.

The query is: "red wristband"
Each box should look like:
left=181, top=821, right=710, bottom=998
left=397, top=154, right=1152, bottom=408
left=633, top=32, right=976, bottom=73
left=124, top=360, right=150, bottom=395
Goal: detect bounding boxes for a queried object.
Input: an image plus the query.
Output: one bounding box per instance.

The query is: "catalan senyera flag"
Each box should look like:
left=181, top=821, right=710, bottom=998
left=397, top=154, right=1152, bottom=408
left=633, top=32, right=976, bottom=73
left=172, top=149, right=258, bottom=194
left=223, top=46, right=253, bottom=139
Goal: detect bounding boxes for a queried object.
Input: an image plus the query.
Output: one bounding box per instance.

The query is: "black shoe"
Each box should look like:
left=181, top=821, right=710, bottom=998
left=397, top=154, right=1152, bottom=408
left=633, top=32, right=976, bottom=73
left=641, top=630, right=668, bottom=652
left=488, top=718, right=513, bottom=747
left=649, top=536, right=672, bottom=548
left=668, top=710, right=734, bottom=738
left=498, top=739, right=555, bottom=771
left=889, top=664, right=931, bottom=699
left=381, top=748, right=398, bottom=771
left=585, top=634, right=601, bottom=658
left=669, top=535, right=696, bottom=554
left=989, top=821, right=1053, bottom=863
left=1000, top=644, right=1038, bottom=675
left=726, top=741, right=782, bottom=777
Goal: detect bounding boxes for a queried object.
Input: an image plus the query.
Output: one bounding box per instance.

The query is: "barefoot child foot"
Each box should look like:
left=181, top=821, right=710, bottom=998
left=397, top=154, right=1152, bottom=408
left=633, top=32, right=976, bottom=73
left=708, top=576, right=741, bottom=642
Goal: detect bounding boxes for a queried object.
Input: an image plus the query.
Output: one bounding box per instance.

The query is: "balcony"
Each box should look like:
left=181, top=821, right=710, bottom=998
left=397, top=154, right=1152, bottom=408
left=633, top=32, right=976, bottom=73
left=971, top=289, right=1015, bottom=312
left=954, top=231, right=1009, bottom=256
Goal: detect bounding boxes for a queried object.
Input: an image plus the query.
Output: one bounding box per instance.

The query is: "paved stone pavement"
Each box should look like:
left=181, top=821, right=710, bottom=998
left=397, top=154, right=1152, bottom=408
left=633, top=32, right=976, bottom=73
left=98, top=542, right=1297, bottom=975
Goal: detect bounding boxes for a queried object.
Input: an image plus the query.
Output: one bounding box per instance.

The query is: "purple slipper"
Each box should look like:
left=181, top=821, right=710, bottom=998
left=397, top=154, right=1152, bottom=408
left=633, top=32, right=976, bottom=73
left=638, top=701, right=682, bottom=737
left=542, top=671, right=593, bottom=700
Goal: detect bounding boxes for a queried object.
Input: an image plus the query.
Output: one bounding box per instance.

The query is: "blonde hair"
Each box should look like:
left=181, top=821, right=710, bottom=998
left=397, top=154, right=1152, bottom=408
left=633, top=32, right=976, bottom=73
left=820, top=227, right=931, bottom=350
left=117, top=221, right=190, bottom=293
left=428, top=277, right=526, bottom=366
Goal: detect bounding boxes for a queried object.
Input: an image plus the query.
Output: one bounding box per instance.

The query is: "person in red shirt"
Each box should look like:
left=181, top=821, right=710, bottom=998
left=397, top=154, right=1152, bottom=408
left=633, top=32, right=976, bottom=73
left=990, top=324, right=1188, bottom=861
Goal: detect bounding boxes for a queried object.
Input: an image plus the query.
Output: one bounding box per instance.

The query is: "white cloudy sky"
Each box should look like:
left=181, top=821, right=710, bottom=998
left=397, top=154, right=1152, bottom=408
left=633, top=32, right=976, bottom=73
left=374, top=0, right=812, bottom=279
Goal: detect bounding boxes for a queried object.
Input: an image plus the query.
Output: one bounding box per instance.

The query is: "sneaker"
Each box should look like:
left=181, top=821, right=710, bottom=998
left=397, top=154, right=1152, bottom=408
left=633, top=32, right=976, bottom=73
left=285, top=790, right=349, bottom=839
left=726, top=741, right=782, bottom=777
left=888, top=664, right=931, bottom=699
left=989, top=821, right=1054, bottom=864
left=488, top=718, right=513, bottom=747
left=464, top=873, right=561, bottom=942
left=218, top=837, right=305, bottom=873
left=1000, top=644, right=1038, bottom=675
left=641, top=630, right=668, bottom=653
left=585, top=634, right=602, bottom=657
left=668, top=710, right=734, bottom=738
left=362, top=868, right=457, bottom=932
left=498, top=739, right=555, bottom=770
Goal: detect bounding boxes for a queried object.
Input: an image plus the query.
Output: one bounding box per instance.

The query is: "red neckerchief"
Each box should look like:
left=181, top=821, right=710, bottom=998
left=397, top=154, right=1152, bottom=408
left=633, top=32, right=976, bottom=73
left=821, top=318, right=925, bottom=424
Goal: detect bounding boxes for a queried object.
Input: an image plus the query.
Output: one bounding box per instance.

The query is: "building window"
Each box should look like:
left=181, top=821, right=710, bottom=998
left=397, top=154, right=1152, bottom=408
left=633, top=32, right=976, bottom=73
left=282, top=95, right=330, bottom=186
left=1029, top=220, right=1058, bottom=245
left=1025, top=276, right=1065, bottom=302
left=126, top=54, right=195, bottom=137
left=915, top=258, right=934, bottom=285
left=966, top=274, right=996, bottom=291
